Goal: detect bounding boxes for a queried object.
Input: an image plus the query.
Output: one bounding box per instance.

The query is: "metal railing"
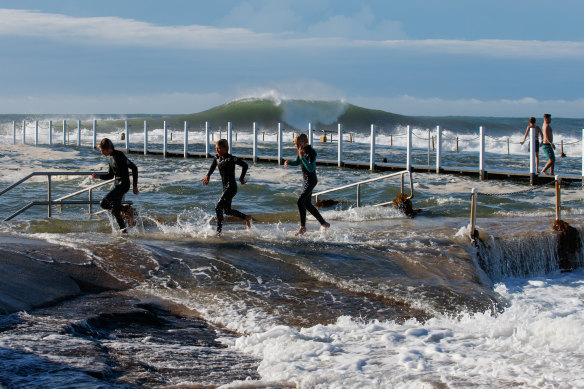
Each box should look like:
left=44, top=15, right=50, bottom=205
left=0, top=171, right=129, bottom=221
left=313, top=170, right=414, bottom=207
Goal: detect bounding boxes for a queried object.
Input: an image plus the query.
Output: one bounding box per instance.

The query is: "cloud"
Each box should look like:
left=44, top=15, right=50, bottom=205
left=1, top=9, right=583, bottom=58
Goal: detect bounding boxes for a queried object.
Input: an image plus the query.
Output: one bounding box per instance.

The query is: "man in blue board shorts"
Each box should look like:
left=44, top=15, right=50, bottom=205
left=540, top=114, right=556, bottom=175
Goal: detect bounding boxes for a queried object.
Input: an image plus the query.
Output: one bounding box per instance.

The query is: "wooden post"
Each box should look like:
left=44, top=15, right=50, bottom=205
left=63, top=120, right=67, bottom=145
left=390, top=135, right=392, bottom=147
left=125, top=120, right=129, bottom=151
left=436, top=125, right=441, bottom=174
left=144, top=120, right=148, bottom=155
left=370, top=124, right=375, bottom=171
left=561, top=140, right=564, bottom=157
left=253, top=122, right=258, bottom=162
left=227, top=122, right=233, bottom=154
left=555, top=176, right=561, bottom=221
left=184, top=121, right=189, bottom=158
left=406, top=125, right=412, bottom=171
left=205, top=121, right=210, bottom=157
left=277, top=123, right=283, bottom=165
left=22, top=121, right=26, bottom=144
left=456, top=136, right=459, bottom=152
left=35, top=120, right=39, bottom=145
left=470, top=188, right=477, bottom=240
left=77, top=120, right=81, bottom=147
left=338, top=123, right=343, bottom=167
left=479, top=126, right=485, bottom=180
left=308, top=122, right=313, bottom=145
left=163, top=121, right=168, bottom=157
left=529, top=123, right=537, bottom=185
left=93, top=120, right=97, bottom=148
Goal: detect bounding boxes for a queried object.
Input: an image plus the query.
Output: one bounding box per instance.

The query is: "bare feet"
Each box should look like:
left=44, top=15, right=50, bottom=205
left=295, top=226, right=306, bottom=236
left=245, top=215, right=252, bottom=230
left=126, top=206, right=136, bottom=227
left=322, top=222, right=330, bottom=230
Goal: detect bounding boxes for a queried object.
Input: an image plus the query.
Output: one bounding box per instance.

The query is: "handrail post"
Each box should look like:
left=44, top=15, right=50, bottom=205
left=479, top=126, right=485, bottom=180
left=92, top=119, right=97, bottom=148
left=530, top=124, right=537, bottom=185
left=277, top=123, right=283, bottom=165
left=227, top=122, right=233, bottom=154
left=308, top=122, right=313, bottom=145
left=63, top=120, right=67, bottom=145
left=401, top=173, right=404, bottom=195
left=184, top=121, right=189, bottom=158
left=436, top=125, right=442, bottom=174
left=163, top=121, right=168, bottom=157
left=12, top=121, right=16, bottom=144
left=144, top=120, right=148, bottom=155
left=555, top=175, right=561, bottom=221
left=406, top=125, right=412, bottom=171
left=470, top=188, right=477, bottom=240
left=370, top=124, right=375, bottom=171
left=253, top=122, right=258, bottom=162
left=125, top=120, right=129, bottom=151
left=77, top=120, right=81, bottom=146
left=35, top=120, right=39, bottom=145
left=89, top=188, right=93, bottom=216
left=356, top=184, right=360, bottom=207
left=47, top=175, right=52, bottom=218
left=427, top=128, right=431, bottom=167
left=338, top=123, right=343, bottom=167
left=22, top=120, right=26, bottom=144
left=205, top=121, right=210, bottom=157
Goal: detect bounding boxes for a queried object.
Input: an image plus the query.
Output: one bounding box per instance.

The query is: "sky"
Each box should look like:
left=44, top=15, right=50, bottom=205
left=0, top=0, right=583, bottom=117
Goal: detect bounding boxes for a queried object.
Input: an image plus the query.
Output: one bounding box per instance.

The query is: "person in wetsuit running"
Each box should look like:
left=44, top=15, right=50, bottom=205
left=284, top=133, right=330, bottom=236
left=202, top=139, right=252, bottom=233
left=92, top=138, right=139, bottom=232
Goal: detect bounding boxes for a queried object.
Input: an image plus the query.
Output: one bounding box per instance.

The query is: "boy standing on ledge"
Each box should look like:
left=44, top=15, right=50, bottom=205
left=202, top=139, right=252, bottom=233
left=92, top=138, right=139, bottom=232
left=541, top=113, right=556, bottom=176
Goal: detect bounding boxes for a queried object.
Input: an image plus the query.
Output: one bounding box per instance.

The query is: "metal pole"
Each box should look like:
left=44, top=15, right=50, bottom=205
left=93, top=119, right=97, bottom=148
left=77, top=120, right=81, bottom=146
left=47, top=175, right=52, bottom=218
left=35, top=120, right=39, bottom=145
left=125, top=120, right=129, bottom=151
left=479, top=126, right=485, bottom=180
left=507, top=137, right=510, bottom=156
left=427, top=128, right=431, bottom=167
left=49, top=120, right=53, bottom=145
left=205, top=121, right=210, bottom=157
left=253, top=122, right=258, bottom=162
left=356, top=184, right=360, bottom=207
left=163, top=121, right=168, bottom=157
left=406, top=125, right=412, bottom=171
left=184, top=121, right=189, bottom=158
left=22, top=121, right=26, bottom=144
left=370, top=124, right=375, bottom=171
left=582, top=129, right=584, bottom=186
left=63, top=120, right=67, bottom=145
left=227, top=122, right=233, bottom=154
left=470, top=188, right=477, bottom=240
left=13, top=121, right=16, bottom=144
left=308, top=122, right=313, bottom=145
left=555, top=176, right=561, bottom=221
left=338, top=123, right=343, bottom=167
left=277, top=123, right=283, bottom=165
left=529, top=123, right=536, bottom=185
left=89, top=189, right=92, bottom=216
left=436, top=125, right=442, bottom=174
left=144, top=120, right=148, bottom=155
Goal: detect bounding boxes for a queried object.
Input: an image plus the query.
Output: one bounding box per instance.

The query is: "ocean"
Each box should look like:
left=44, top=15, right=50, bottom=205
left=0, top=99, right=583, bottom=388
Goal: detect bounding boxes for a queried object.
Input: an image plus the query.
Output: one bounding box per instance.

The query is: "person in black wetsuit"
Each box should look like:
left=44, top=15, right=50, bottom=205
left=202, top=139, right=252, bottom=233
left=284, top=133, right=330, bottom=236
left=92, top=138, right=139, bottom=232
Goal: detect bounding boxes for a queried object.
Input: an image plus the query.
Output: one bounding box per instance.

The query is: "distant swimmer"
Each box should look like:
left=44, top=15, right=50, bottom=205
left=540, top=113, right=556, bottom=175
left=284, top=133, right=330, bottom=236
left=520, top=117, right=543, bottom=173
left=92, top=138, right=139, bottom=233
left=202, top=139, right=252, bottom=234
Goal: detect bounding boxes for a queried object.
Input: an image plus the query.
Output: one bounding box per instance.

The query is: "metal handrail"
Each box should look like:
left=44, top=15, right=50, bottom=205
left=314, top=170, right=414, bottom=207
left=1, top=171, right=110, bottom=220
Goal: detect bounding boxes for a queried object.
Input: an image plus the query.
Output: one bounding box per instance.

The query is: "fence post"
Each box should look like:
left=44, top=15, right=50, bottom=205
left=205, top=121, right=210, bottom=157
left=227, top=122, right=233, bottom=154
left=163, top=121, right=168, bottom=157
left=308, top=122, right=313, bottom=145
left=370, top=124, right=376, bottom=171
left=253, top=122, right=258, bottom=162
left=22, top=121, right=26, bottom=144
left=13, top=121, right=16, bottom=145
left=144, top=120, right=148, bottom=155
left=184, top=121, right=189, bottom=158
left=125, top=120, right=129, bottom=151
left=479, top=126, right=485, bottom=180
left=278, top=123, right=283, bottom=165
left=63, top=120, right=67, bottom=145
left=436, top=125, right=441, bottom=174
left=529, top=124, right=537, bottom=185
left=92, top=120, right=97, bottom=148
left=470, top=188, right=477, bottom=240
left=77, top=120, right=81, bottom=146
left=338, top=123, right=343, bottom=167
left=35, top=120, right=39, bottom=145
left=406, top=125, right=412, bottom=171
left=555, top=175, right=561, bottom=221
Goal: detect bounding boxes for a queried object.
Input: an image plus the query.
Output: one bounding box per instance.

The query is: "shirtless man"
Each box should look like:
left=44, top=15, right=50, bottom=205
left=540, top=114, right=556, bottom=175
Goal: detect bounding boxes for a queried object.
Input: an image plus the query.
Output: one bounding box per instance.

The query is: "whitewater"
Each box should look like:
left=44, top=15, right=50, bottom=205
left=0, top=101, right=583, bottom=388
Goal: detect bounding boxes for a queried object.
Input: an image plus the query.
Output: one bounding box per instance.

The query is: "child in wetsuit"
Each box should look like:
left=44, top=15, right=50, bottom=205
left=284, top=133, right=330, bottom=236
left=202, top=139, right=252, bottom=233
left=92, top=138, right=139, bottom=232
